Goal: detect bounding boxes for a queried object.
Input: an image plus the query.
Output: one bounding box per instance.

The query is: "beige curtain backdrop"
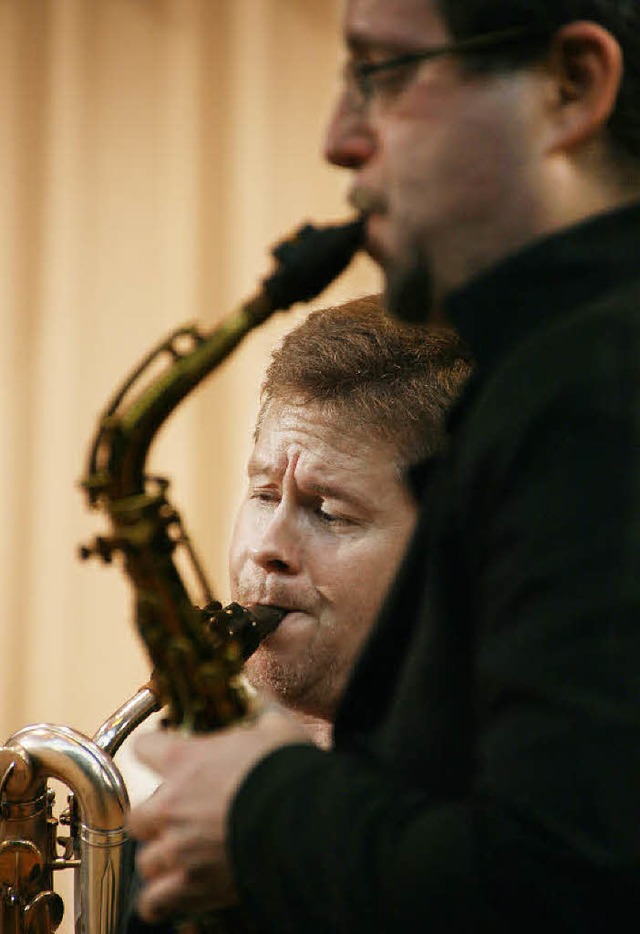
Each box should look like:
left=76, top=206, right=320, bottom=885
left=0, top=0, right=378, bottom=749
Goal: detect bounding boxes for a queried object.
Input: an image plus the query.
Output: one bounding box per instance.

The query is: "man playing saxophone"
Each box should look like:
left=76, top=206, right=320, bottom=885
left=123, top=294, right=471, bottom=932
left=129, top=0, right=640, bottom=930
left=230, top=295, right=471, bottom=749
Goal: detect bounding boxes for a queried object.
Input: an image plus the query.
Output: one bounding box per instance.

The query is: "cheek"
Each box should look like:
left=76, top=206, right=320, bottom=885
left=384, top=119, right=477, bottom=222
left=383, top=87, right=522, bottom=220
left=227, top=507, right=251, bottom=583
left=323, top=557, right=398, bottom=667
left=328, top=531, right=413, bottom=626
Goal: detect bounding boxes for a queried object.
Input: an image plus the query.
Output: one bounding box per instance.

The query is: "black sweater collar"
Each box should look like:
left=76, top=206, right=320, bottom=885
left=445, top=200, right=640, bottom=373
left=406, top=201, right=640, bottom=500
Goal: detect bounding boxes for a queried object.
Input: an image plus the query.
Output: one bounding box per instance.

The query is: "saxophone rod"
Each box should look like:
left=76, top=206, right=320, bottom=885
left=91, top=603, right=285, bottom=757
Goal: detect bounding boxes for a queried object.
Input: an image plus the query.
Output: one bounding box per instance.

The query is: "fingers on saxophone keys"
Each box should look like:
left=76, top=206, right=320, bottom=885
left=136, top=866, right=188, bottom=924
left=135, top=845, right=235, bottom=922
left=135, top=834, right=177, bottom=879
left=128, top=776, right=174, bottom=843
left=128, top=804, right=161, bottom=844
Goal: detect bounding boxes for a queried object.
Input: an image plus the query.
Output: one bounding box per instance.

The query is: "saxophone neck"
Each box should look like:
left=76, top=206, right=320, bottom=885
left=92, top=682, right=161, bottom=759
left=81, top=216, right=363, bottom=505
left=78, top=216, right=362, bottom=734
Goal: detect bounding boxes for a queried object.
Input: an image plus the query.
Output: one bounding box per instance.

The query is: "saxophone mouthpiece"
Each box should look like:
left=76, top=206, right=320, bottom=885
left=200, top=601, right=286, bottom=661
left=262, top=216, right=365, bottom=312
left=245, top=603, right=287, bottom=649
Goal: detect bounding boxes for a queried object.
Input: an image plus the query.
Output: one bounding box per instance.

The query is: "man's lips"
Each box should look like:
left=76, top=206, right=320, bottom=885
left=346, top=192, right=389, bottom=264
left=358, top=213, right=392, bottom=268
left=247, top=606, right=310, bottom=650
left=363, top=219, right=385, bottom=264
left=250, top=601, right=299, bottom=620
left=234, top=588, right=312, bottom=620
left=251, top=603, right=315, bottom=630
left=349, top=187, right=386, bottom=216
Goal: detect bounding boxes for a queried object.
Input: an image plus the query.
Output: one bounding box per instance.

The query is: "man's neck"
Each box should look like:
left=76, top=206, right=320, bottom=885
left=293, top=711, right=333, bottom=750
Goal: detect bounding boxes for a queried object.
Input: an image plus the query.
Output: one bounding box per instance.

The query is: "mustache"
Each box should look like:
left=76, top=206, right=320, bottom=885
left=348, top=187, right=386, bottom=215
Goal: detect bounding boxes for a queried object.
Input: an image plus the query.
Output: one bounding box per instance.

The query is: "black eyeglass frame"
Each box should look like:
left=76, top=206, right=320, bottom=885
left=351, top=24, right=539, bottom=104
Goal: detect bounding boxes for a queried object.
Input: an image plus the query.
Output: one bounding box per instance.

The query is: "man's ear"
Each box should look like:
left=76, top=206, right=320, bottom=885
left=545, top=20, right=623, bottom=153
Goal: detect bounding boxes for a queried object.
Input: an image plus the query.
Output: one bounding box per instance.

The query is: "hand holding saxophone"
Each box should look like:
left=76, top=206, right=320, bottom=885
left=128, top=704, right=311, bottom=923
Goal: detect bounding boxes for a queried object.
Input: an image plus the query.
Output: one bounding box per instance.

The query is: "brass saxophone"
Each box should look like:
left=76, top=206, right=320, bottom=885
left=0, top=216, right=363, bottom=934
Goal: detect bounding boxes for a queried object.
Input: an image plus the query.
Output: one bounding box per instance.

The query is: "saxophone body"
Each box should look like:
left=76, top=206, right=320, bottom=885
left=0, top=216, right=362, bottom=934
left=0, top=677, right=180, bottom=934
left=0, top=714, right=135, bottom=934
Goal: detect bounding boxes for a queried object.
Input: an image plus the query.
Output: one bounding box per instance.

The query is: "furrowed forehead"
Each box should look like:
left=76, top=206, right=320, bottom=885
left=247, top=419, right=405, bottom=515
left=251, top=400, right=406, bottom=475
left=257, top=397, right=408, bottom=463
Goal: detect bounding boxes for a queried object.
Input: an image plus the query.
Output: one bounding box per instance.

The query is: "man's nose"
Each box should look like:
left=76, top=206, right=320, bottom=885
left=249, top=510, right=301, bottom=575
left=323, top=92, right=376, bottom=169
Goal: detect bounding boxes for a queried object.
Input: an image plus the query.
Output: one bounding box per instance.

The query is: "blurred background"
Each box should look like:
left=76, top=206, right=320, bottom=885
left=0, top=0, right=377, bottom=750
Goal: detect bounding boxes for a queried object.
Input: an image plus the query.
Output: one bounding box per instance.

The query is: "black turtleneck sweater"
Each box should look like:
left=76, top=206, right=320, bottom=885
left=229, top=203, right=640, bottom=932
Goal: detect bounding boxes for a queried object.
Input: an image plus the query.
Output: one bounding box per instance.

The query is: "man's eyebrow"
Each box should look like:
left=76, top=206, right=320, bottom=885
left=346, top=27, right=415, bottom=58
left=246, top=454, right=275, bottom=476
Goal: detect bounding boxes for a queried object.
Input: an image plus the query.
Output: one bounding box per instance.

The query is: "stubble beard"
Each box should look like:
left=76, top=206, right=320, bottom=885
left=384, top=245, right=437, bottom=325
left=244, top=647, right=340, bottom=721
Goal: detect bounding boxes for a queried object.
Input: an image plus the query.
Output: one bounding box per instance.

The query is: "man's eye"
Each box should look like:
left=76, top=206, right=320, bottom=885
left=372, top=65, right=407, bottom=90
left=250, top=490, right=279, bottom=505
left=315, top=505, right=357, bottom=527
left=370, top=61, right=421, bottom=99
left=316, top=506, right=340, bottom=524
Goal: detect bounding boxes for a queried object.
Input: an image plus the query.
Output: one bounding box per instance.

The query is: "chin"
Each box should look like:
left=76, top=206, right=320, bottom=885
left=245, top=657, right=307, bottom=706
left=386, top=257, right=435, bottom=325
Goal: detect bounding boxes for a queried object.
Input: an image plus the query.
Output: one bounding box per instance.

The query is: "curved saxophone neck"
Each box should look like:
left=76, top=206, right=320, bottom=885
left=81, top=216, right=363, bottom=507
left=4, top=725, right=129, bottom=828
left=78, top=216, right=363, bottom=734
left=92, top=682, right=161, bottom=759
left=82, top=301, right=268, bottom=505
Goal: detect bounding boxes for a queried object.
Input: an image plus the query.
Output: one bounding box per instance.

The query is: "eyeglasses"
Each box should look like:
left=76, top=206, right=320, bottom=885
left=344, top=24, right=537, bottom=112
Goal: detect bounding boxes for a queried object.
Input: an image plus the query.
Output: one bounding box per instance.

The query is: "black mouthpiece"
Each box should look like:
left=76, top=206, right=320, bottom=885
left=200, top=601, right=286, bottom=661
left=263, top=216, right=365, bottom=312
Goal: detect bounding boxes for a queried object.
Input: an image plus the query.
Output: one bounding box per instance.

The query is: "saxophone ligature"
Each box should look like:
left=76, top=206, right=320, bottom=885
left=0, top=216, right=363, bottom=934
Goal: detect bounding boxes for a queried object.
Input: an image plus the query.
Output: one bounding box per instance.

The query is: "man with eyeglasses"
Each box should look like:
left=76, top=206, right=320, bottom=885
left=128, top=1, right=640, bottom=930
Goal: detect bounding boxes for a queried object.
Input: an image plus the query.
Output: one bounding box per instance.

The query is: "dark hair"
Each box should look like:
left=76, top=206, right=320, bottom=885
left=435, top=0, right=640, bottom=167
left=257, top=295, right=473, bottom=467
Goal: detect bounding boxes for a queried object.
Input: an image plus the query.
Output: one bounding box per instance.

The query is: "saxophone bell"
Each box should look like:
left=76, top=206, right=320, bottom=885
left=0, top=602, right=283, bottom=934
